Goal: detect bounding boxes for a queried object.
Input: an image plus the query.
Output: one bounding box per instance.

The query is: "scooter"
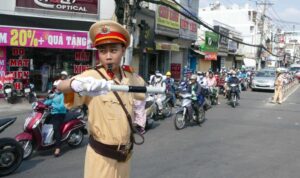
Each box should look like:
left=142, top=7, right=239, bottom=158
left=15, top=101, right=88, bottom=159
left=174, top=92, right=205, bottom=130
left=0, top=118, right=23, bottom=176
left=208, top=87, right=218, bottom=105
left=147, top=94, right=172, bottom=121
left=23, top=83, right=37, bottom=103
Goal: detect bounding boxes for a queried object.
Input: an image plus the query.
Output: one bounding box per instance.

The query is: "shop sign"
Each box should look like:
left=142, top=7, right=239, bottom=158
left=156, top=42, right=179, bottom=51
left=73, top=64, right=90, bottom=74
left=179, top=6, right=197, bottom=40
left=200, top=31, right=219, bottom=52
left=75, top=51, right=90, bottom=62
left=228, top=40, right=237, bottom=53
left=16, top=0, right=98, bottom=14
left=204, top=52, right=217, bottom=61
left=0, top=47, right=6, bottom=77
left=8, top=59, right=30, bottom=67
left=156, top=0, right=180, bottom=30
left=214, top=26, right=229, bottom=54
left=0, top=26, right=88, bottom=49
left=171, top=63, right=181, bottom=80
left=12, top=48, right=25, bottom=56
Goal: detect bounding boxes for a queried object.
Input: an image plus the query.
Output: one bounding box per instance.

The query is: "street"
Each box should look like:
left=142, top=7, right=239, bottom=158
left=1, top=87, right=300, bottom=178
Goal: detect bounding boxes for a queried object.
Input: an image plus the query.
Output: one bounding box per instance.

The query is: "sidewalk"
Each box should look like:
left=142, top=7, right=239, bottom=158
left=0, top=98, right=32, bottom=117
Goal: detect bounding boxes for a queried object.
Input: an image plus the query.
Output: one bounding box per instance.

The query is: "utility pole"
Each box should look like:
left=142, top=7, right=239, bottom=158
left=256, top=0, right=273, bottom=70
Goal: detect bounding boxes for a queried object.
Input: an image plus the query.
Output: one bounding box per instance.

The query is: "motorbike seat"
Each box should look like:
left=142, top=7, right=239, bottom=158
left=64, top=112, right=81, bottom=123
left=0, top=117, right=16, bottom=133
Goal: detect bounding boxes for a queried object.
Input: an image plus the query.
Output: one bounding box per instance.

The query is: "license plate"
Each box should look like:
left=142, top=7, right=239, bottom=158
left=5, top=88, right=12, bottom=93
left=24, top=88, right=30, bottom=93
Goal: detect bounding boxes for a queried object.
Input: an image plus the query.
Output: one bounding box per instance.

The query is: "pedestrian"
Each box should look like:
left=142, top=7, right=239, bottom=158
left=272, top=69, right=284, bottom=104
left=41, top=63, right=50, bottom=92
left=57, top=20, right=146, bottom=178
left=164, top=71, right=176, bottom=106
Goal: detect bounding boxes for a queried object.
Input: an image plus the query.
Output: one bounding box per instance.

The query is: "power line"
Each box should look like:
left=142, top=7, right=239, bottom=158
left=141, top=0, right=300, bottom=60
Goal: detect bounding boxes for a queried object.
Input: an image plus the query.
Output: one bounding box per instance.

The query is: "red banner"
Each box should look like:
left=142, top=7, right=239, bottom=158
left=171, top=63, right=181, bottom=80
left=204, top=52, right=217, bottom=61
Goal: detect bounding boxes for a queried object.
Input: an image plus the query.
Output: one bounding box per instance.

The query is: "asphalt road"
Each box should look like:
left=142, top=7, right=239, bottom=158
left=2, top=86, right=300, bottom=178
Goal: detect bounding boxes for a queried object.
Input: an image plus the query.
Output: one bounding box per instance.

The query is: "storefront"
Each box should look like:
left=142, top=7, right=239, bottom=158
left=0, top=26, right=93, bottom=92
left=214, top=25, right=229, bottom=72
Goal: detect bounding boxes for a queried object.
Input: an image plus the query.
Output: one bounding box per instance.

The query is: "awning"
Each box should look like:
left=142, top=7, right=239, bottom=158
left=155, top=42, right=180, bottom=51
left=243, top=58, right=256, bottom=67
left=191, top=49, right=205, bottom=56
left=203, top=52, right=217, bottom=61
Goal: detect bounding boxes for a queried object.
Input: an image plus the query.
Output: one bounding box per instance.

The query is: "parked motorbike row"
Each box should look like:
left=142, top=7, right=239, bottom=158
left=0, top=79, right=36, bottom=104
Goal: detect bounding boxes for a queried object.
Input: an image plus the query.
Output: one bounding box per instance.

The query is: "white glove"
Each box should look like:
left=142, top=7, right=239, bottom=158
left=71, top=77, right=113, bottom=96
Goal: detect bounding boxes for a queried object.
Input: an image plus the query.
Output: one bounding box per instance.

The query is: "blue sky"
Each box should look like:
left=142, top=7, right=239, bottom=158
left=199, top=0, right=300, bottom=31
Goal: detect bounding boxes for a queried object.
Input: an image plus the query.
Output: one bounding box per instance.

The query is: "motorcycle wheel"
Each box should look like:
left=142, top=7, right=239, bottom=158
left=197, top=107, right=206, bottom=125
left=68, top=129, right=84, bottom=148
left=0, top=138, right=23, bottom=176
left=18, top=140, right=33, bottom=160
left=28, top=94, right=36, bottom=104
left=7, top=97, right=14, bottom=104
left=174, top=111, right=186, bottom=130
left=232, top=94, right=237, bottom=108
left=163, top=102, right=172, bottom=118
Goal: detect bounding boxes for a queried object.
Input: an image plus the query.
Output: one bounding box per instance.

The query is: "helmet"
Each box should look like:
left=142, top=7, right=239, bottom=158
left=166, top=71, right=171, bottom=76
left=190, top=74, right=197, bottom=80
left=61, top=71, right=68, bottom=76
left=53, top=80, right=61, bottom=87
left=276, top=68, right=282, bottom=73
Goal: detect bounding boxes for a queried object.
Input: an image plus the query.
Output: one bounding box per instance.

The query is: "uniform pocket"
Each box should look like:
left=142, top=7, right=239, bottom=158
left=100, top=95, right=121, bottom=120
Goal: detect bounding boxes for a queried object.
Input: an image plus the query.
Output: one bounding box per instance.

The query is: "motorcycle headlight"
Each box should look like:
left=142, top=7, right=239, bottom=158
left=5, top=88, right=12, bottom=93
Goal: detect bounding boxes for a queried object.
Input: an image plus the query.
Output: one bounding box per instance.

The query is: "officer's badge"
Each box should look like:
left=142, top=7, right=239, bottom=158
left=100, top=25, right=110, bottom=34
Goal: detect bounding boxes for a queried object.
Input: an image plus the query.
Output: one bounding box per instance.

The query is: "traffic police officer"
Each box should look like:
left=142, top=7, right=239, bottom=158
left=272, top=69, right=284, bottom=104
left=57, top=20, right=145, bottom=178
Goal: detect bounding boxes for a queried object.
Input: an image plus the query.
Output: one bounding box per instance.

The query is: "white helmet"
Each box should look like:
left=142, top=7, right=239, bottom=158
left=61, top=71, right=68, bottom=76
left=53, top=80, right=61, bottom=87
left=190, top=74, right=197, bottom=80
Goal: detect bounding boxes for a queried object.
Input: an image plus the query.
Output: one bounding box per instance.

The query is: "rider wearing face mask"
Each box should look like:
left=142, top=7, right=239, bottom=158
left=44, top=80, right=67, bottom=157
left=150, top=72, right=166, bottom=115
left=227, top=71, right=240, bottom=99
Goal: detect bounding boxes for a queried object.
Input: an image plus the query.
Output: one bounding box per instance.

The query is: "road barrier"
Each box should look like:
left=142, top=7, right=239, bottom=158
left=282, top=79, right=299, bottom=98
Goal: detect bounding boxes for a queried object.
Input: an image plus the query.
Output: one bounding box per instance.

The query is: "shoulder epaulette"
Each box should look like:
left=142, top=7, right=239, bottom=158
left=122, top=65, right=134, bottom=73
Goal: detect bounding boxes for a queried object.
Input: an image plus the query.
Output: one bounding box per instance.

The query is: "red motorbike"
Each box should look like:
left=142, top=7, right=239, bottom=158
left=15, top=101, right=87, bottom=159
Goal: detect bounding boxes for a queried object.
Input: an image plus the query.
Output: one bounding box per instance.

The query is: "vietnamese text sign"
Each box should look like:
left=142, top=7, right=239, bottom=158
left=16, top=0, right=98, bottom=14
left=157, top=0, right=180, bottom=29
left=171, top=63, right=181, bottom=80
left=200, top=31, right=219, bottom=52
left=0, top=47, right=6, bottom=77
left=0, top=26, right=88, bottom=49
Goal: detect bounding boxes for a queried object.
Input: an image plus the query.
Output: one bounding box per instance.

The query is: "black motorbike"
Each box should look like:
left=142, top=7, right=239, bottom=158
left=23, top=83, right=37, bottom=103
left=228, top=83, right=239, bottom=108
left=0, top=118, right=23, bottom=177
left=3, top=83, right=17, bottom=104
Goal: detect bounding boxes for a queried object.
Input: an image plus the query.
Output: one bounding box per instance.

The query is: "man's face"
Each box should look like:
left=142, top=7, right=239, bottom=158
left=61, top=75, right=67, bottom=80
left=97, top=43, right=125, bottom=71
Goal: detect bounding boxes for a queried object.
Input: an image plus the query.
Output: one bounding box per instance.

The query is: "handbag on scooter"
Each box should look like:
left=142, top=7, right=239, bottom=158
left=42, top=124, right=54, bottom=144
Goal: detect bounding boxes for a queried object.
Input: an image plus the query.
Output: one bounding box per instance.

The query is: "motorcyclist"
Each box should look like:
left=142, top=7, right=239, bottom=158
left=227, top=71, right=240, bottom=100
left=187, top=74, right=201, bottom=120
left=207, top=71, right=220, bottom=104
left=149, top=72, right=166, bottom=115
left=197, top=71, right=208, bottom=88
left=43, top=80, right=67, bottom=157
left=164, top=71, right=176, bottom=106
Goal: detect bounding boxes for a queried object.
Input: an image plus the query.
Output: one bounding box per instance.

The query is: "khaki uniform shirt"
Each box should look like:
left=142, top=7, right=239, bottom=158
left=66, top=67, right=145, bottom=178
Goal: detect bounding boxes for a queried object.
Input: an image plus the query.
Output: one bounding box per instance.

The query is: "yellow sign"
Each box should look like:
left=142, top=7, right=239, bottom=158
left=156, top=42, right=179, bottom=51
left=156, top=0, right=180, bottom=29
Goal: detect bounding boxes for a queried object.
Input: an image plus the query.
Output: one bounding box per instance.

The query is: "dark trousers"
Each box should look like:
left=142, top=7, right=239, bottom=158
left=192, top=101, right=199, bottom=119
left=50, top=114, right=65, bottom=149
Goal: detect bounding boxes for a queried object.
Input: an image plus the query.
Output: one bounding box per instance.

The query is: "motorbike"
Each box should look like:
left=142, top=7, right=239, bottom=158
left=228, top=83, right=239, bottom=108
left=146, top=94, right=172, bottom=121
left=0, top=117, right=23, bottom=177
left=240, top=78, right=248, bottom=91
left=23, top=83, right=37, bottom=103
left=15, top=101, right=88, bottom=159
left=144, top=96, right=155, bottom=130
left=208, top=87, right=218, bottom=105
left=174, top=92, right=205, bottom=130
left=3, top=82, right=17, bottom=104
